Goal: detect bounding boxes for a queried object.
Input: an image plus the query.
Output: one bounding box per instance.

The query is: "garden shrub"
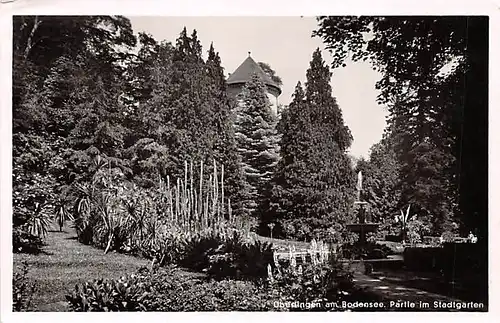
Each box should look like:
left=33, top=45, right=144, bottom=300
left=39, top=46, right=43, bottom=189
left=268, top=255, right=360, bottom=311
left=180, top=234, right=222, bottom=271
left=403, top=247, right=443, bottom=272
left=66, top=279, right=150, bottom=312
left=66, top=269, right=156, bottom=312
left=12, top=227, right=44, bottom=254
left=13, top=262, right=36, bottom=311
left=341, top=242, right=394, bottom=260
left=441, top=230, right=459, bottom=242
left=406, top=219, right=432, bottom=244
left=202, top=232, right=274, bottom=279
left=66, top=265, right=276, bottom=312
left=161, top=279, right=275, bottom=311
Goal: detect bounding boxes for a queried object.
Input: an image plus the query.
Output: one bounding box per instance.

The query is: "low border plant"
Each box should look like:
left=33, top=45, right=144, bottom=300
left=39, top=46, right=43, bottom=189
left=13, top=262, right=36, bottom=311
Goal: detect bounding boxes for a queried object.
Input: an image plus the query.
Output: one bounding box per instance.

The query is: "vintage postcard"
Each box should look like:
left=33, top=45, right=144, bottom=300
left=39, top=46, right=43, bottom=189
left=1, top=0, right=495, bottom=321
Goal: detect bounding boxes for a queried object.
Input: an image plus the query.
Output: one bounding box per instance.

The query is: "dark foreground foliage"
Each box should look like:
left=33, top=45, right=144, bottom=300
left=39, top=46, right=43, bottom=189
left=13, top=262, right=37, bottom=311
left=66, top=256, right=370, bottom=312
left=13, top=227, right=45, bottom=254
left=341, top=242, right=395, bottom=260
left=66, top=265, right=275, bottom=311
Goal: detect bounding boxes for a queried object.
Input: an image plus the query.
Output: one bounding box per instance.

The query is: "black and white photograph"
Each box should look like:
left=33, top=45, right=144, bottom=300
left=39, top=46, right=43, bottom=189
left=1, top=1, right=494, bottom=317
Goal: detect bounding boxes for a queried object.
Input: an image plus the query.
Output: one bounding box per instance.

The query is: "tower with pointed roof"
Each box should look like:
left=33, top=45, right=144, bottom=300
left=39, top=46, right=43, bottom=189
left=227, top=52, right=282, bottom=113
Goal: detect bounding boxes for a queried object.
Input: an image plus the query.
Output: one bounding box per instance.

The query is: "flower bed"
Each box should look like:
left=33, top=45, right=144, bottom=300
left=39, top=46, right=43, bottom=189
left=65, top=255, right=371, bottom=312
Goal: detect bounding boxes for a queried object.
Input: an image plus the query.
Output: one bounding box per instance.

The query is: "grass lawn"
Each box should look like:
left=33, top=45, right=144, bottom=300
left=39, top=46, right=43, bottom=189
left=13, top=225, right=151, bottom=312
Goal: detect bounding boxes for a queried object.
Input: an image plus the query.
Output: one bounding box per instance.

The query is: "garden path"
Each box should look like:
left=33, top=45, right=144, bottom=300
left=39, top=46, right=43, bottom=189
left=351, top=272, right=486, bottom=311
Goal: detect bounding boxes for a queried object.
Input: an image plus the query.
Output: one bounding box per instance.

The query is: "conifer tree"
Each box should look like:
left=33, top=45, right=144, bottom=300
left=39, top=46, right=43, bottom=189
left=206, top=43, right=248, bottom=217
left=234, top=73, right=280, bottom=219
left=315, top=16, right=487, bottom=238
left=263, top=49, right=355, bottom=242
left=124, top=30, right=247, bottom=215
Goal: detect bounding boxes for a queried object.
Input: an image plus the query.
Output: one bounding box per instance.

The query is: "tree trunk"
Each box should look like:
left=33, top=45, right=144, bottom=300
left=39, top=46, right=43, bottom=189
left=104, top=233, right=114, bottom=254
left=23, top=16, right=42, bottom=60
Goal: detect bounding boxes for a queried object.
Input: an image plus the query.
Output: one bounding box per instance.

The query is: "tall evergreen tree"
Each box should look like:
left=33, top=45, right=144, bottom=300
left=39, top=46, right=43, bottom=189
left=314, top=17, right=480, bottom=236
left=263, top=50, right=355, bottom=242
left=206, top=43, right=248, bottom=217
left=234, top=73, right=280, bottom=220
left=123, top=30, right=247, bottom=215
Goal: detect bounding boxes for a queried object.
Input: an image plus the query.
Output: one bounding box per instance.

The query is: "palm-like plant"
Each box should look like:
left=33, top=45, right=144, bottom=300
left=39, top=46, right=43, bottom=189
left=72, top=183, right=93, bottom=243
left=54, top=199, right=74, bottom=232
left=95, top=192, right=126, bottom=254
left=122, top=191, right=150, bottom=247
left=25, top=202, right=52, bottom=238
left=395, top=204, right=416, bottom=244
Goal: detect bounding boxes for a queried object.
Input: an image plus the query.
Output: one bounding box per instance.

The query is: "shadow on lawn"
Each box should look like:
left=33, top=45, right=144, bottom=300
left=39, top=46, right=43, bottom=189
left=14, top=249, right=53, bottom=256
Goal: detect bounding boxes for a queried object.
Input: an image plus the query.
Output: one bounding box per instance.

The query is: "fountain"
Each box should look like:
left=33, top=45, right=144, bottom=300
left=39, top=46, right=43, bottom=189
left=346, top=171, right=380, bottom=244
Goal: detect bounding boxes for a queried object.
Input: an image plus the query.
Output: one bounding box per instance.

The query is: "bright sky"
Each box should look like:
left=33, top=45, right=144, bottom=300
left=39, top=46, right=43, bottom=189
left=128, top=16, right=388, bottom=159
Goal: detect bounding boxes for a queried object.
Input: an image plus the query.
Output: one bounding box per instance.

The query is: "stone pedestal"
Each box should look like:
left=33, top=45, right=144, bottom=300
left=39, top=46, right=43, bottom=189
left=347, top=201, right=379, bottom=245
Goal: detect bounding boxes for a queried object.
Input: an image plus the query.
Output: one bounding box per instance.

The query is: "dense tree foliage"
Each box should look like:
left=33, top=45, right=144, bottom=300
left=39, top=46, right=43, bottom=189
left=353, top=136, right=405, bottom=240
left=13, top=16, right=138, bottom=251
left=12, top=17, right=246, bottom=249
left=262, top=49, right=355, bottom=242
left=315, top=16, right=488, bottom=239
left=258, top=62, right=283, bottom=86
left=13, top=15, right=486, bottom=253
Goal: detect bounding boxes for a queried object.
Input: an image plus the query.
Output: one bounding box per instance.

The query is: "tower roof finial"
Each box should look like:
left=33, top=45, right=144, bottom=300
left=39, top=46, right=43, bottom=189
left=248, top=51, right=251, bottom=57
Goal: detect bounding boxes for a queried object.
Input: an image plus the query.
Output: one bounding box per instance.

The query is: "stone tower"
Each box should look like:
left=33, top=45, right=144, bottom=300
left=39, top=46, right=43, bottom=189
left=226, top=53, right=282, bottom=114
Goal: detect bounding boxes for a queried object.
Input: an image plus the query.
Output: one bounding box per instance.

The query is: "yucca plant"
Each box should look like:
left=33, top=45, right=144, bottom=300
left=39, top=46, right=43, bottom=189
left=395, top=204, right=416, bottom=244
left=71, top=183, right=94, bottom=244
left=54, top=201, right=74, bottom=232
left=24, top=202, right=52, bottom=238
left=66, top=277, right=150, bottom=312
left=122, top=189, right=151, bottom=250
left=95, top=192, right=126, bottom=254
left=237, top=240, right=274, bottom=278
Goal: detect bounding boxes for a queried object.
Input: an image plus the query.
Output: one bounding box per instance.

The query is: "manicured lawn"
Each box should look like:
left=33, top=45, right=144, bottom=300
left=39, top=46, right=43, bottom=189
left=13, top=225, right=151, bottom=311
